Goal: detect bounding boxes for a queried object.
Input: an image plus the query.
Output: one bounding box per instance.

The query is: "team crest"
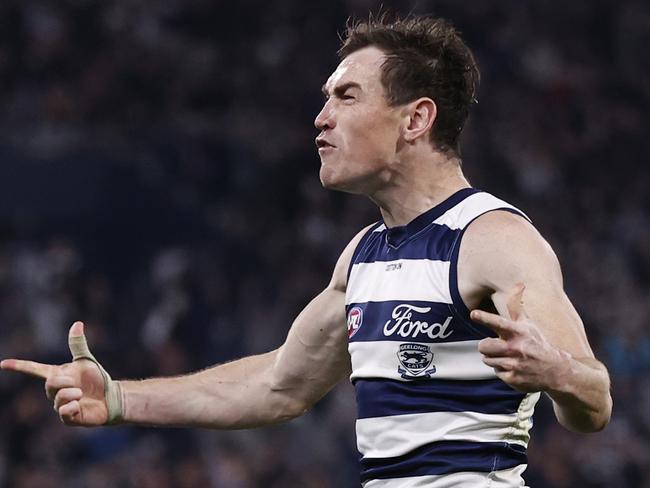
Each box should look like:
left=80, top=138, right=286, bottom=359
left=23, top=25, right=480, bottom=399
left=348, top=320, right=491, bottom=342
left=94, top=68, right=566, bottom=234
left=397, top=343, right=436, bottom=379
left=347, top=307, right=363, bottom=338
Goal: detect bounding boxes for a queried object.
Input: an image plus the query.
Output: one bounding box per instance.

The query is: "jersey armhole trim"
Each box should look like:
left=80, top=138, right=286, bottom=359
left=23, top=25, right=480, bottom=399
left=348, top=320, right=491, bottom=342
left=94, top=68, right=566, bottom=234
left=346, top=221, right=384, bottom=286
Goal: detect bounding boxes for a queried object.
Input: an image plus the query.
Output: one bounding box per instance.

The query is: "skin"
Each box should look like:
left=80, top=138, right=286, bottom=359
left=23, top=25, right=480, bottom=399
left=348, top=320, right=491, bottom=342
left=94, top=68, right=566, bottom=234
left=1, top=46, right=611, bottom=433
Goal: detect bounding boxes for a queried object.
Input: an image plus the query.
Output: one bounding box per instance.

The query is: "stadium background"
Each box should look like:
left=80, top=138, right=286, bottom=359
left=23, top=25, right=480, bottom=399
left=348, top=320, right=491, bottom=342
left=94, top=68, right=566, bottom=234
left=0, top=0, right=648, bottom=486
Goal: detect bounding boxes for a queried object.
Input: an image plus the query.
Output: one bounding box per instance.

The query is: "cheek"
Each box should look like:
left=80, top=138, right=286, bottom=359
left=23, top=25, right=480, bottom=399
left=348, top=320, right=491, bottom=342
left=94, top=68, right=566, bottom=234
left=345, top=115, right=398, bottom=161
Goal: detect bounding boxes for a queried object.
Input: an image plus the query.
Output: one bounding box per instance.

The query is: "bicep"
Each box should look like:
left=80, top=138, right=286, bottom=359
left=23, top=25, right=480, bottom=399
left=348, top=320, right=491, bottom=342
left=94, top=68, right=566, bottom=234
left=491, top=272, right=594, bottom=358
left=268, top=224, right=374, bottom=409
left=464, top=212, right=595, bottom=358
left=272, top=286, right=350, bottom=407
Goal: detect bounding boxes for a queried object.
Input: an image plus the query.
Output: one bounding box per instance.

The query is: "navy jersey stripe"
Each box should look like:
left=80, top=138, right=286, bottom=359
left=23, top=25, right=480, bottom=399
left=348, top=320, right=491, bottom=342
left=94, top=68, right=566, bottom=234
left=346, top=301, right=489, bottom=343
left=360, top=440, right=527, bottom=482
left=354, top=378, right=525, bottom=419
left=353, top=225, right=461, bottom=264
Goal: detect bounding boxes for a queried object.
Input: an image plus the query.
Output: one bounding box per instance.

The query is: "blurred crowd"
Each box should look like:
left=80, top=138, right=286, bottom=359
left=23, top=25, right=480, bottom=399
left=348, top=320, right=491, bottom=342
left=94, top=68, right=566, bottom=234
left=0, top=0, right=648, bottom=487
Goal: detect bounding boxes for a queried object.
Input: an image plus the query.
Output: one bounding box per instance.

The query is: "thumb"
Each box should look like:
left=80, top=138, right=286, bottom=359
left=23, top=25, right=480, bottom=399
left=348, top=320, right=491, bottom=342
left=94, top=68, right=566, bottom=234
left=506, top=283, right=528, bottom=321
left=70, top=321, right=84, bottom=339
left=66, top=321, right=124, bottom=424
left=68, top=321, right=94, bottom=361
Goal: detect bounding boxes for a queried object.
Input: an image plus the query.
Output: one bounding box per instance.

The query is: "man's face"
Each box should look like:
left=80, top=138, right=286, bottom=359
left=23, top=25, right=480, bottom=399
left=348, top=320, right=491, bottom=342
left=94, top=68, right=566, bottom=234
left=315, top=46, right=404, bottom=194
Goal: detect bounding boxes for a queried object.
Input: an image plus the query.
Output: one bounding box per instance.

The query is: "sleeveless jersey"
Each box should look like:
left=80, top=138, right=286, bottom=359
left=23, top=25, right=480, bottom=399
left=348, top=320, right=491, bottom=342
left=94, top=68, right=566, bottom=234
left=346, top=188, right=540, bottom=488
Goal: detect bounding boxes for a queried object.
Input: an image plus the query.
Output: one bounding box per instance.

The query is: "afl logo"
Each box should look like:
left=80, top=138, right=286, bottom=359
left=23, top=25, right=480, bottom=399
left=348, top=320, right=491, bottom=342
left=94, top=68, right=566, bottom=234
left=347, top=307, right=363, bottom=338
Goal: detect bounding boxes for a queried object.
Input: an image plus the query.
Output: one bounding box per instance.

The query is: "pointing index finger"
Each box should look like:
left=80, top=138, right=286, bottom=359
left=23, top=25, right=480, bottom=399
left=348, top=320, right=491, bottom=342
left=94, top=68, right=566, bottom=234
left=470, top=309, right=517, bottom=337
left=0, top=359, right=55, bottom=379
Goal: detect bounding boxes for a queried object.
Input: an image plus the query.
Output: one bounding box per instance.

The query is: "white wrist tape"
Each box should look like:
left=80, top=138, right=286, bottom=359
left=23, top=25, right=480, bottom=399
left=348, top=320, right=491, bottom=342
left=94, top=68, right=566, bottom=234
left=68, top=334, right=123, bottom=424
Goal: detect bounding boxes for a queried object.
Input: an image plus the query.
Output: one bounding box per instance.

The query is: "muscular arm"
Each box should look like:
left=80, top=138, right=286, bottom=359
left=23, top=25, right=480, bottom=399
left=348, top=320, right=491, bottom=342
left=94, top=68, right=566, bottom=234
left=1, top=225, right=373, bottom=429
left=116, top=225, right=373, bottom=428
left=121, top=281, right=352, bottom=428
left=459, top=211, right=612, bottom=433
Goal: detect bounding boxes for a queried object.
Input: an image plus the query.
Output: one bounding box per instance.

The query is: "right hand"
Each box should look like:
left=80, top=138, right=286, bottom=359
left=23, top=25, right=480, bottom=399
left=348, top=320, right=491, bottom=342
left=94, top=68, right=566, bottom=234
left=1, top=321, right=123, bottom=426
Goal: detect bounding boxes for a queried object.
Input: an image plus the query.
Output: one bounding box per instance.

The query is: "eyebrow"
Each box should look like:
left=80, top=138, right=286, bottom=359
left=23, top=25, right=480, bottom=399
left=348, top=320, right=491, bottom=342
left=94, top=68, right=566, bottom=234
left=321, top=81, right=362, bottom=99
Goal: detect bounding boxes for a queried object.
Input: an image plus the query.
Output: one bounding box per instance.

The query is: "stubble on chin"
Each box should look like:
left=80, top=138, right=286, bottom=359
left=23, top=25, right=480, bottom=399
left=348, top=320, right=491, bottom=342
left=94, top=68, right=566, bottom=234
left=319, top=164, right=340, bottom=190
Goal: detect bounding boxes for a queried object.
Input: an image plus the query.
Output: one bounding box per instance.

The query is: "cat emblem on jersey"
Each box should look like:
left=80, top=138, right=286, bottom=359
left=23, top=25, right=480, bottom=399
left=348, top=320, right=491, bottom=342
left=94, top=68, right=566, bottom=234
left=397, top=343, right=436, bottom=379
left=347, top=306, right=363, bottom=338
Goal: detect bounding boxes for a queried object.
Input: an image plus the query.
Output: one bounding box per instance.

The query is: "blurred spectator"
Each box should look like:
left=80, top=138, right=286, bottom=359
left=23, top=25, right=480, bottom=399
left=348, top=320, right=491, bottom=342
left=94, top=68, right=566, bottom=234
left=0, top=0, right=648, bottom=486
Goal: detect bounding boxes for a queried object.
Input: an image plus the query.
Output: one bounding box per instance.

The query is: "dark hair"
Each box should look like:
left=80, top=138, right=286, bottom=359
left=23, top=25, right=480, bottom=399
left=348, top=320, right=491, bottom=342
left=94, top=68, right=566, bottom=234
left=339, top=14, right=480, bottom=155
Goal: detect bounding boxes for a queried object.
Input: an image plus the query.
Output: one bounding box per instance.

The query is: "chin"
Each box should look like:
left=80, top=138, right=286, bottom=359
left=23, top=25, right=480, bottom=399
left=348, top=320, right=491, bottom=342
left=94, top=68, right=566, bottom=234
left=320, top=166, right=346, bottom=191
left=319, top=168, right=343, bottom=190
left=319, top=168, right=363, bottom=194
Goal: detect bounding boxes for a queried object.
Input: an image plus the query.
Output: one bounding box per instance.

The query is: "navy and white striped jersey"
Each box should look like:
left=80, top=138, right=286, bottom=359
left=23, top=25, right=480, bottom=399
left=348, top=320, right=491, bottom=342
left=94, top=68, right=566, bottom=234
left=346, top=188, right=540, bottom=487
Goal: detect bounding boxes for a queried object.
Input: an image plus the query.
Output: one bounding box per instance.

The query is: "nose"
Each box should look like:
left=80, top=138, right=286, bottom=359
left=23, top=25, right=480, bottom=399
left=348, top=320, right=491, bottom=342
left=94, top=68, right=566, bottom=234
left=314, top=99, right=335, bottom=131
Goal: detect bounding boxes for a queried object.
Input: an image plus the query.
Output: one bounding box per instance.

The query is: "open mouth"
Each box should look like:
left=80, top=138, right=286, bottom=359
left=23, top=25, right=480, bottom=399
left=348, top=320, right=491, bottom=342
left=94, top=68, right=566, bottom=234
left=316, top=138, right=335, bottom=149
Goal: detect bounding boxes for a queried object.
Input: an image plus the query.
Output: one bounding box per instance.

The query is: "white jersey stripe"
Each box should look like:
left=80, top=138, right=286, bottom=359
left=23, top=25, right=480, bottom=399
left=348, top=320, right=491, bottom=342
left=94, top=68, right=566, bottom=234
left=357, top=410, right=530, bottom=458
left=432, top=192, right=529, bottom=230
left=347, top=259, right=452, bottom=306
left=349, top=339, right=497, bottom=382
left=362, top=464, right=529, bottom=488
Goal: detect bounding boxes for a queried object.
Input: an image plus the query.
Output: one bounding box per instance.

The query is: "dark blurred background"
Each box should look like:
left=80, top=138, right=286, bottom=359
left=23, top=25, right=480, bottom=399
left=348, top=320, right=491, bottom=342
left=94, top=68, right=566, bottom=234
left=0, top=0, right=648, bottom=487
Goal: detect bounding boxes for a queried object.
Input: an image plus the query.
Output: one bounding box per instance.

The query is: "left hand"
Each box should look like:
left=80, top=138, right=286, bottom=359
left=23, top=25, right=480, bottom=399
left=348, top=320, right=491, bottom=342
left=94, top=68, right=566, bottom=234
left=470, top=284, right=570, bottom=393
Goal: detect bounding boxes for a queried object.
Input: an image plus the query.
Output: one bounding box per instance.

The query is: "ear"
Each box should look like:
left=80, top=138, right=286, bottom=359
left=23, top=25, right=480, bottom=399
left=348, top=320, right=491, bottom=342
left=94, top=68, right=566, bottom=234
left=402, top=98, right=437, bottom=143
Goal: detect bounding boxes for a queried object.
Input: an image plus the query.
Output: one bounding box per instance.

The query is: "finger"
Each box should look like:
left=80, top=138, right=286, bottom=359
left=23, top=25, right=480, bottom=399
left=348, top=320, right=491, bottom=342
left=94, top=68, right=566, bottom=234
left=59, top=400, right=81, bottom=424
left=54, top=387, right=83, bottom=411
left=68, top=321, right=93, bottom=361
left=506, top=283, right=528, bottom=321
left=45, top=375, right=75, bottom=400
left=482, top=356, right=518, bottom=371
left=478, top=337, right=510, bottom=357
left=0, top=359, right=54, bottom=379
left=470, top=310, right=517, bottom=337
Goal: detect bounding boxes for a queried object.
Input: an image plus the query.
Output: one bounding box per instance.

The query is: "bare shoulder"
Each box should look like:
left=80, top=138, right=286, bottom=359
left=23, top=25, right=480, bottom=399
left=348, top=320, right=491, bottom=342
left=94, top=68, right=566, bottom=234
left=459, top=209, right=596, bottom=359
left=459, top=210, right=562, bottom=291
left=329, top=223, right=378, bottom=292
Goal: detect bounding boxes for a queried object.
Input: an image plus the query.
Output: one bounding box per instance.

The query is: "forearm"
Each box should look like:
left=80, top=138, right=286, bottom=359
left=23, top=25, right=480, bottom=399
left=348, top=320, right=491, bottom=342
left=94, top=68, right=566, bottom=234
left=118, top=350, right=306, bottom=429
left=547, top=354, right=612, bottom=433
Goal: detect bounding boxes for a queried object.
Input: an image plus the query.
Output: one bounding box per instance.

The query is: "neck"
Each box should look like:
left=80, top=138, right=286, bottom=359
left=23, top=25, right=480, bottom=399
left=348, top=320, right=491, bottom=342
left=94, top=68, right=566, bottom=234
left=368, top=150, right=471, bottom=228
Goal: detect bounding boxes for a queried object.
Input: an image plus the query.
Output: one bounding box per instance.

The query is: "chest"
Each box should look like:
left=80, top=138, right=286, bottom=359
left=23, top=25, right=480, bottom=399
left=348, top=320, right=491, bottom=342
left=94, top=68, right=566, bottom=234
left=345, top=235, right=479, bottom=346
